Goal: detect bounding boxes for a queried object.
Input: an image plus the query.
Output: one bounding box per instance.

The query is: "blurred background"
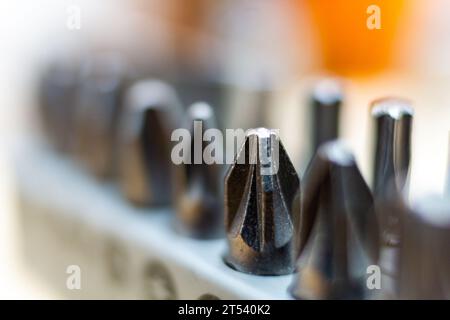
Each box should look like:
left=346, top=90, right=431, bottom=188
left=1, top=0, right=450, bottom=298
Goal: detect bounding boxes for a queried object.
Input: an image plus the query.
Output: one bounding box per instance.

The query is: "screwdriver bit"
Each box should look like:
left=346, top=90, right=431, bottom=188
left=290, top=141, right=379, bottom=300
left=372, top=98, right=413, bottom=205
left=118, top=79, right=183, bottom=206
left=174, top=102, right=223, bottom=239
left=371, top=98, right=413, bottom=291
left=38, top=58, right=80, bottom=152
left=73, top=54, right=131, bottom=178
left=398, top=195, right=450, bottom=299
left=224, top=128, right=299, bottom=275
left=311, top=79, right=343, bottom=153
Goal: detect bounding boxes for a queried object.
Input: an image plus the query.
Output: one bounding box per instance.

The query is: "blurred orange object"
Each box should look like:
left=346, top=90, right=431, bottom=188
left=302, top=0, right=408, bottom=76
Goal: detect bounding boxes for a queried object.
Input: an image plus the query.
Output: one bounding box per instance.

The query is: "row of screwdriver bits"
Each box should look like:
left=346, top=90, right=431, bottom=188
left=37, top=53, right=450, bottom=299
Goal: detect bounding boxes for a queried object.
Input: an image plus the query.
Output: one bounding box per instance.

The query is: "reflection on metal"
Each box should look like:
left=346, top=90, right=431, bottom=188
left=174, top=102, right=224, bottom=239
left=290, top=141, right=379, bottom=300
left=224, top=129, right=299, bottom=275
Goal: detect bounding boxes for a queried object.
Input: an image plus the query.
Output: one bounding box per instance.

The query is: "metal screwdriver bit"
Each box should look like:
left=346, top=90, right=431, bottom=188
left=38, top=58, right=80, bottom=152
left=174, top=102, right=223, bottom=239
left=398, top=195, right=450, bottom=299
left=118, top=79, right=183, bottom=206
left=372, top=98, right=413, bottom=205
left=311, top=79, right=343, bottom=153
left=290, top=141, right=379, bottom=300
left=371, top=98, right=413, bottom=288
left=73, top=54, right=131, bottom=178
left=224, top=128, right=299, bottom=275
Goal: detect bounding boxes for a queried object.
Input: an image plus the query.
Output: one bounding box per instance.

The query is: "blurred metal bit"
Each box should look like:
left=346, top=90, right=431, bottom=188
left=290, top=141, right=379, bottom=300
left=398, top=195, right=450, bottom=299
left=74, top=54, right=131, bottom=178
left=224, top=128, right=299, bottom=275
left=311, top=79, right=343, bottom=153
left=118, top=79, right=183, bottom=206
left=371, top=98, right=413, bottom=282
left=174, top=102, right=223, bottom=239
left=371, top=98, right=413, bottom=299
left=372, top=98, right=413, bottom=202
left=38, top=58, right=80, bottom=152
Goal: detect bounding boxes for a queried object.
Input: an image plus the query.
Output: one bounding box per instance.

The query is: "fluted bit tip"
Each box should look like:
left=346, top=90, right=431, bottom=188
left=224, top=128, right=299, bottom=275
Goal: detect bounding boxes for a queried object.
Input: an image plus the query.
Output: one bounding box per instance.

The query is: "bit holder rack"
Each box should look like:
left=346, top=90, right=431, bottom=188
left=15, top=141, right=293, bottom=299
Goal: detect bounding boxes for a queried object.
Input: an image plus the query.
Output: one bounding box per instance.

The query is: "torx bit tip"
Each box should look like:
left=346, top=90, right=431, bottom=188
left=224, top=128, right=299, bottom=275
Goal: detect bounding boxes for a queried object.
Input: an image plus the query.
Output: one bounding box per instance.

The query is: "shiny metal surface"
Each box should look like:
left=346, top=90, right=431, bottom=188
left=224, top=128, right=299, bottom=275
left=118, top=79, right=183, bottom=206
left=290, top=141, right=379, bottom=299
left=174, top=102, right=224, bottom=239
